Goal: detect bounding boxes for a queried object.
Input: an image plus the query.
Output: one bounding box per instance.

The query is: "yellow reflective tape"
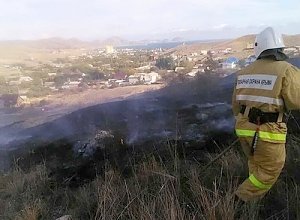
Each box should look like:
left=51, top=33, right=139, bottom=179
left=235, top=129, right=255, bottom=137
left=235, top=129, right=286, bottom=141
left=259, top=131, right=286, bottom=141
left=249, top=174, right=272, bottom=190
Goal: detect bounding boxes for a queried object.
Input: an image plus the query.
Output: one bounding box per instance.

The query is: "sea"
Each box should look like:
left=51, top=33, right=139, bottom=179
left=117, top=39, right=224, bottom=50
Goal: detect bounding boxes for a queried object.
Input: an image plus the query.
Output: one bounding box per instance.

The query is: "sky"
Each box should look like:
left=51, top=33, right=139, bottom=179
left=0, top=0, right=299, bottom=41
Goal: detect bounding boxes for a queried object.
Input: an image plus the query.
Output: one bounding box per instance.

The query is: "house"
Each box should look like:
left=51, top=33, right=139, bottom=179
left=197, top=67, right=206, bottom=73
left=115, top=80, right=130, bottom=87
left=44, top=81, right=55, bottom=87
left=201, top=50, right=208, bottom=55
left=208, top=50, right=216, bottom=55
left=61, top=81, right=81, bottom=89
left=48, top=72, right=57, bottom=77
left=105, top=45, right=115, bottom=54
left=128, top=75, right=140, bottom=85
left=246, top=43, right=254, bottom=49
left=193, top=64, right=204, bottom=69
left=19, top=76, right=33, bottom=83
left=285, top=47, right=299, bottom=56
left=222, top=57, right=239, bottom=69
left=186, top=70, right=199, bottom=77
left=175, top=67, right=185, bottom=73
left=69, top=81, right=81, bottom=88
left=285, top=47, right=298, bottom=52
left=223, top=48, right=232, bottom=54
left=141, top=72, right=161, bottom=84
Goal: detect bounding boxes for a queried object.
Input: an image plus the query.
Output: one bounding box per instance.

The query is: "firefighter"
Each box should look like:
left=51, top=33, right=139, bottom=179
left=232, top=27, right=300, bottom=202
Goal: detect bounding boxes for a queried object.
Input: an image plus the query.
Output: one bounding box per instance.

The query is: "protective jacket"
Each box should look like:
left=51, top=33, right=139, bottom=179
left=232, top=58, right=300, bottom=143
left=232, top=57, right=300, bottom=201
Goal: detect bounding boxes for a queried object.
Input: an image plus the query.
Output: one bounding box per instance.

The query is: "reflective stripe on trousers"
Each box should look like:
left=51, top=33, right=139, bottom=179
left=235, top=129, right=286, bottom=142
left=249, top=174, right=272, bottom=190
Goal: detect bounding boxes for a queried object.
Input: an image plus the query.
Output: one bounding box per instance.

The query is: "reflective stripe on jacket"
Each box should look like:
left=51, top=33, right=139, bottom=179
left=235, top=129, right=286, bottom=142
left=232, top=59, right=300, bottom=143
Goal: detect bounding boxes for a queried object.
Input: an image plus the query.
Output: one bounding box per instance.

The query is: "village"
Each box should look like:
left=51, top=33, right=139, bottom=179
left=0, top=39, right=300, bottom=110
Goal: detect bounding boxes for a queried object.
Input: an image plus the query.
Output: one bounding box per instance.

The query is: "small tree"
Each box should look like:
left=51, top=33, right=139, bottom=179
left=155, top=57, right=175, bottom=70
left=179, top=60, right=194, bottom=73
left=86, top=71, right=105, bottom=80
left=203, top=55, right=219, bottom=73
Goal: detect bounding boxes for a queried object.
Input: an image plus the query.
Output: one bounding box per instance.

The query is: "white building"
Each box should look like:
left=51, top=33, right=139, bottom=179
left=175, top=67, right=185, bottom=73
left=223, top=48, right=232, bottom=54
left=201, top=50, right=208, bottom=55
left=141, top=72, right=161, bottom=84
left=222, top=57, right=239, bottom=69
left=68, top=81, right=81, bottom=89
left=105, top=45, right=115, bottom=54
left=19, top=76, right=33, bottom=83
left=128, top=75, right=140, bottom=84
left=186, top=70, right=199, bottom=77
left=48, top=72, right=57, bottom=77
left=44, top=82, right=55, bottom=87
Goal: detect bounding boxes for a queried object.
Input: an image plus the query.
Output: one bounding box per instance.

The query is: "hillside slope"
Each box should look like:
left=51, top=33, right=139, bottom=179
left=173, top=34, right=300, bottom=55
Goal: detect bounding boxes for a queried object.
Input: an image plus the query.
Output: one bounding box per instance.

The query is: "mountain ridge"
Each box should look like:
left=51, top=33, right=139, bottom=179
left=173, top=34, right=300, bottom=55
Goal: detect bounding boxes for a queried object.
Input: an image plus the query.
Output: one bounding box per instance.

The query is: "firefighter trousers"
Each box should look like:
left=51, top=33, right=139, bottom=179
left=235, top=137, right=286, bottom=202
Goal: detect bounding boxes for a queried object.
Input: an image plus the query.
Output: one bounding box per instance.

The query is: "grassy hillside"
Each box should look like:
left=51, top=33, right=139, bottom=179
left=0, top=134, right=299, bottom=219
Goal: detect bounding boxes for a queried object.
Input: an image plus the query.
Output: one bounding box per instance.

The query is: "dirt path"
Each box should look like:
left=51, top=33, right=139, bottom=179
left=47, top=84, right=164, bottom=111
left=0, top=84, right=164, bottom=135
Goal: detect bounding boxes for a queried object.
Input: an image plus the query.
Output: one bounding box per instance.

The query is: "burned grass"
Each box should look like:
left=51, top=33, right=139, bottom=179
left=1, top=134, right=300, bottom=219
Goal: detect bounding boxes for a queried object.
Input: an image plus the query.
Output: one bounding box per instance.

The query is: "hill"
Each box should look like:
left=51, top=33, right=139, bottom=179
left=0, top=37, right=143, bottom=65
left=173, top=34, right=300, bottom=56
left=1, top=73, right=300, bottom=219
left=0, top=38, right=94, bottom=66
left=0, top=38, right=92, bottom=50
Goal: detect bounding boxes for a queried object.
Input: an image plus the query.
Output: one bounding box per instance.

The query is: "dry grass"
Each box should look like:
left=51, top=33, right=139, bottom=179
left=0, top=164, right=48, bottom=219
left=15, top=200, right=43, bottom=220
left=0, top=136, right=300, bottom=219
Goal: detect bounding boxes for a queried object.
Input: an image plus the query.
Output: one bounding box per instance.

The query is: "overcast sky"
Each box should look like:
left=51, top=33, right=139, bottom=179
left=0, top=0, right=299, bottom=41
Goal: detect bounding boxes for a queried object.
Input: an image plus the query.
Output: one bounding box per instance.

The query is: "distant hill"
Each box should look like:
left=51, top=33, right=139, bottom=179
left=0, top=36, right=154, bottom=65
left=0, top=37, right=151, bottom=51
left=100, top=36, right=131, bottom=47
left=212, top=35, right=255, bottom=51
left=284, top=34, right=300, bottom=47
left=0, top=38, right=93, bottom=50
left=30, top=38, right=92, bottom=49
left=212, top=34, right=300, bottom=50
left=173, top=34, right=300, bottom=56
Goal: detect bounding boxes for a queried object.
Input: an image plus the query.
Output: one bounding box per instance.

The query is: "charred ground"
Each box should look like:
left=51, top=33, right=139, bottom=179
left=3, top=75, right=235, bottom=183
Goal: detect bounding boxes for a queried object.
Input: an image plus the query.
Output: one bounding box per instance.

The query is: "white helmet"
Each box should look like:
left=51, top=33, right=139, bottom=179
left=254, top=27, right=285, bottom=58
